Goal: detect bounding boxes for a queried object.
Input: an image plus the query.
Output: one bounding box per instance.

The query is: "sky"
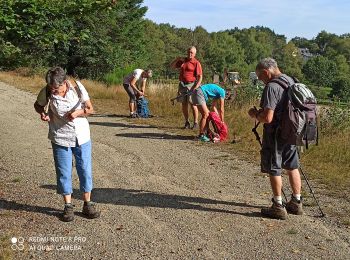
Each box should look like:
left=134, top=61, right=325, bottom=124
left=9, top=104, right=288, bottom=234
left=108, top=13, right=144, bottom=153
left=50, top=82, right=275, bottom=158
left=142, top=0, right=350, bottom=40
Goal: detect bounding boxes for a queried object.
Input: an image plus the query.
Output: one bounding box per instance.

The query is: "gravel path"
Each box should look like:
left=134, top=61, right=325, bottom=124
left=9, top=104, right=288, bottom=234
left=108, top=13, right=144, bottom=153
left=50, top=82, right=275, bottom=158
left=0, top=82, right=349, bottom=259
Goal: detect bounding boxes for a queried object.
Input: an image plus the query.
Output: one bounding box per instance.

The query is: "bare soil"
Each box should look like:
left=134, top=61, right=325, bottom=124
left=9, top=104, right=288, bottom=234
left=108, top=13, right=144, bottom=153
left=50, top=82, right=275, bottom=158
left=0, top=82, right=349, bottom=260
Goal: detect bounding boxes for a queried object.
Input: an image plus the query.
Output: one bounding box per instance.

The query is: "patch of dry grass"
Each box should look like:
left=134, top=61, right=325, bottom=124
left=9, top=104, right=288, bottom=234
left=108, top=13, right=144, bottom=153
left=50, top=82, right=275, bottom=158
left=301, top=131, right=350, bottom=193
left=0, top=235, right=13, bottom=260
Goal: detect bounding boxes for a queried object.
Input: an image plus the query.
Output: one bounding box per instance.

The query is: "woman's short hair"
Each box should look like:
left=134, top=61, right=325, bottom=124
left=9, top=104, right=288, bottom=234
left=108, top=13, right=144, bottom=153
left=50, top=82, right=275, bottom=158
left=46, top=67, right=67, bottom=86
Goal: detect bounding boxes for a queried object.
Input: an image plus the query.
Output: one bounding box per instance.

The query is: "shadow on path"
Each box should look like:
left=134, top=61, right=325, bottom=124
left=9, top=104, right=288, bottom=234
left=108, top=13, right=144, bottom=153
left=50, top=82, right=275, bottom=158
left=41, top=185, right=261, bottom=218
left=90, top=121, right=157, bottom=129
left=0, top=199, right=60, bottom=217
left=115, top=132, right=194, bottom=141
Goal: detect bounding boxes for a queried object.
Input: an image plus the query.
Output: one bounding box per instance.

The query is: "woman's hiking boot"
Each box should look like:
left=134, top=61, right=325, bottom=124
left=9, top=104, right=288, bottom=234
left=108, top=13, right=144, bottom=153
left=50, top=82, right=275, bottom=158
left=183, top=121, right=191, bottom=129
left=191, top=122, right=199, bottom=129
left=129, top=113, right=139, bottom=118
left=286, top=196, right=303, bottom=215
left=62, top=203, right=74, bottom=222
left=261, top=199, right=287, bottom=220
left=82, top=201, right=101, bottom=219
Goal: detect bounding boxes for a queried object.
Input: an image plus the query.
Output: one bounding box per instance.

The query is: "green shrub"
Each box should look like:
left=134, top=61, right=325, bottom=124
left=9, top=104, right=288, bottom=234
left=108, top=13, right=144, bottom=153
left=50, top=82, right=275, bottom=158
left=308, top=85, right=332, bottom=100
left=103, top=65, right=136, bottom=86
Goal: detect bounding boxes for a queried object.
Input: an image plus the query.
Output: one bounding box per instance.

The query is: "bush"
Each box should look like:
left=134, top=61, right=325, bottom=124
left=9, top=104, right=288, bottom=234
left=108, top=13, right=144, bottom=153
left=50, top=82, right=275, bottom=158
left=331, top=76, right=350, bottom=102
left=307, top=84, right=332, bottom=100
left=103, top=65, right=136, bottom=86
left=319, top=105, right=350, bottom=134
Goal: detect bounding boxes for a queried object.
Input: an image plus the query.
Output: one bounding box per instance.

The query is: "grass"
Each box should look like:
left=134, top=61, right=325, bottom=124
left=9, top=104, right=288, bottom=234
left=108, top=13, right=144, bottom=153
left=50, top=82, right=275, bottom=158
left=0, top=70, right=349, bottom=200
left=0, top=235, right=13, bottom=260
left=286, top=228, right=298, bottom=235
left=11, top=178, right=21, bottom=183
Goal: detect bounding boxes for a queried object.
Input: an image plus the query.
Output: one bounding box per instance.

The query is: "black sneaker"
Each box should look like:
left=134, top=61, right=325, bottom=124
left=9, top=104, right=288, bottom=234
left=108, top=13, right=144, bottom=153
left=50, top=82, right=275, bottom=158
left=261, top=199, right=287, bottom=220
left=286, top=196, right=303, bottom=215
left=62, top=204, right=74, bottom=222
left=183, top=121, right=191, bottom=129
left=82, top=202, right=100, bottom=219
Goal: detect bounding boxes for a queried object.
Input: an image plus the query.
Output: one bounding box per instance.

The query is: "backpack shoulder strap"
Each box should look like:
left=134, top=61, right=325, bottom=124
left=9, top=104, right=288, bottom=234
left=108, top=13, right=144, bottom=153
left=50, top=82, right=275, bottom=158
left=270, top=76, right=290, bottom=90
left=70, top=80, right=83, bottom=100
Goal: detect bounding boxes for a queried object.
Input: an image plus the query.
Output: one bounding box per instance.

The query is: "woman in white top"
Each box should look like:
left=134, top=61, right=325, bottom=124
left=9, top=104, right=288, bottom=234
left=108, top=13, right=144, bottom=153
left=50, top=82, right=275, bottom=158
left=34, top=67, right=100, bottom=222
left=123, top=69, right=152, bottom=117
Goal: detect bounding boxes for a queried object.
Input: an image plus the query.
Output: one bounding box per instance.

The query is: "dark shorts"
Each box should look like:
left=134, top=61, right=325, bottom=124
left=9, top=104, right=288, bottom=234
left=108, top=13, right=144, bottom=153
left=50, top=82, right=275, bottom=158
left=177, top=82, right=195, bottom=103
left=261, top=128, right=299, bottom=176
left=123, top=84, right=137, bottom=103
left=191, top=88, right=206, bottom=105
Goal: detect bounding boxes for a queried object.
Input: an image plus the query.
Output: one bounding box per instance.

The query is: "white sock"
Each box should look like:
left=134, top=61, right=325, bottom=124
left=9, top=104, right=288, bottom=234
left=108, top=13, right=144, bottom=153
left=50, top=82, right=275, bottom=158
left=274, top=196, right=283, bottom=205
left=293, top=194, right=301, bottom=201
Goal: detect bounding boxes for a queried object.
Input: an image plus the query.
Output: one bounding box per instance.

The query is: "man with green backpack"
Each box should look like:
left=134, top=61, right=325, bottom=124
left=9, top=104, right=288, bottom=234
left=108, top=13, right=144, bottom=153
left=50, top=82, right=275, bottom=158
left=248, top=58, right=305, bottom=220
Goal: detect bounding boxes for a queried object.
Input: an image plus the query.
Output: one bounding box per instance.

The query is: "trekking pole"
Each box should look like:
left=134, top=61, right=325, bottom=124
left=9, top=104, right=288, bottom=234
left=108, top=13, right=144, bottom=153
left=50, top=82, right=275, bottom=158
left=170, top=91, right=193, bottom=105
left=252, top=121, right=288, bottom=202
left=297, top=151, right=325, bottom=217
left=252, top=121, right=262, bottom=146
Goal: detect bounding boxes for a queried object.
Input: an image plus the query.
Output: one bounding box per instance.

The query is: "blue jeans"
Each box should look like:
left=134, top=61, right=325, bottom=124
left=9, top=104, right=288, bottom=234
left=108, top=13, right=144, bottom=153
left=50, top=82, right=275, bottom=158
left=52, top=141, right=93, bottom=195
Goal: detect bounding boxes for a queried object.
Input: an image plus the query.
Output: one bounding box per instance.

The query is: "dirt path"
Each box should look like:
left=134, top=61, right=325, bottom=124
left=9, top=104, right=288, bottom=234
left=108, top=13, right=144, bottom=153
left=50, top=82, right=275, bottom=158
left=0, top=82, right=349, bottom=260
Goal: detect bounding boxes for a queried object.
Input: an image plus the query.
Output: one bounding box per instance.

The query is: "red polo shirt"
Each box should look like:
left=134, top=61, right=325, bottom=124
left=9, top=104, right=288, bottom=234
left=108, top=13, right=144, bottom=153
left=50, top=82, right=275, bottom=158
left=179, top=58, right=202, bottom=83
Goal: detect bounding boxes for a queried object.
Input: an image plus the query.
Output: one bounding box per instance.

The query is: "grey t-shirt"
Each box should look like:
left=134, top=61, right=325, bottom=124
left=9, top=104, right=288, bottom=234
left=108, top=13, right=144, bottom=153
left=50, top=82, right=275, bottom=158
left=260, top=74, right=294, bottom=132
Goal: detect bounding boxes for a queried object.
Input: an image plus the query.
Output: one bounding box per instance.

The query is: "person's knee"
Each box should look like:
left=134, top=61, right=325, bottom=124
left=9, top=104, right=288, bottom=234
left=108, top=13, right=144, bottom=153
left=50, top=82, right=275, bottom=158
left=268, top=170, right=282, bottom=177
left=287, top=168, right=300, bottom=176
left=202, top=110, right=209, bottom=119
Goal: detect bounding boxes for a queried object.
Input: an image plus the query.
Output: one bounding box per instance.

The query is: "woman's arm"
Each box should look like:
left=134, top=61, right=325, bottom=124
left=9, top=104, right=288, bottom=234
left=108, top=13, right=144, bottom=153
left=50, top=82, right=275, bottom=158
left=66, top=99, right=94, bottom=121
left=34, top=101, right=50, bottom=122
left=130, top=77, right=143, bottom=96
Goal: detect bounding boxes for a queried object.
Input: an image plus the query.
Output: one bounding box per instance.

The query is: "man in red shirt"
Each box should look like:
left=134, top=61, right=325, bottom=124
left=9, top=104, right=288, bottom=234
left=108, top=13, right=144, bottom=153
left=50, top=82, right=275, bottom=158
left=171, top=46, right=203, bottom=129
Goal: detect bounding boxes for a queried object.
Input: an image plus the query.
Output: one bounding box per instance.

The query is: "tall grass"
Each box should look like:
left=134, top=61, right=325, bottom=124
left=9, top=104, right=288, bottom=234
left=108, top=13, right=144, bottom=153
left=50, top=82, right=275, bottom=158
left=1, top=70, right=349, bottom=198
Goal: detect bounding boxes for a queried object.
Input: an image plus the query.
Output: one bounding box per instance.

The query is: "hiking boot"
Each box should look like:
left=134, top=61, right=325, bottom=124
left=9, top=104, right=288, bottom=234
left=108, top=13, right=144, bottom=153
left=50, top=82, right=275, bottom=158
left=82, top=201, right=100, bottom=219
left=199, top=134, right=210, bottom=142
left=191, top=122, right=199, bottom=129
left=129, top=113, right=138, bottom=118
left=62, top=204, right=74, bottom=222
left=286, top=196, right=303, bottom=215
left=261, top=199, right=287, bottom=220
left=183, top=121, right=191, bottom=129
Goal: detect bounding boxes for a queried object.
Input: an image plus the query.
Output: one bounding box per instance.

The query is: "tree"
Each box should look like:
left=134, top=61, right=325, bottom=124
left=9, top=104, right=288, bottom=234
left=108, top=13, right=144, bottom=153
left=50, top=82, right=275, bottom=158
left=302, top=56, right=338, bottom=87
left=331, top=76, right=350, bottom=101
left=291, top=37, right=319, bottom=54
left=203, top=32, right=246, bottom=78
left=277, top=42, right=303, bottom=79
left=0, top=0, right=149, bottom=79
left=142, top=20, right=166, bottom=76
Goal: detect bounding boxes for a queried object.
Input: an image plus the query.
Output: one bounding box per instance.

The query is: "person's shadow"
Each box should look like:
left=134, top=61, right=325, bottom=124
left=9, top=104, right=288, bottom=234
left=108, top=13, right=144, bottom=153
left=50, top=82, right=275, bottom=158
left=89, top=121, right=157, bottom=129
left=0, top=199, right=61, bottom=217
left=114, top=132, right=194, bottom=141
left=40, top=185, right=261, bottom=218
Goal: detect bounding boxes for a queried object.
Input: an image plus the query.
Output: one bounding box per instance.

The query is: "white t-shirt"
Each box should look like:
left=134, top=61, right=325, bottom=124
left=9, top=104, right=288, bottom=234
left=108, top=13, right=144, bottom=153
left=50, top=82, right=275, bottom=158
left=123, top=69, right=145, bottom=85
left=36, top=80, right=91, bottom=147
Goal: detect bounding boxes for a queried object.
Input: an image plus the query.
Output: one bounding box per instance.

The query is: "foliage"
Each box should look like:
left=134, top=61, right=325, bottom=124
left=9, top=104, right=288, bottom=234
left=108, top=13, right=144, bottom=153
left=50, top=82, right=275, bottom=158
left=302, top=56, right=338, bottom=87
left=103, top=64, right=136, bottom=86
left=0, top=2, right=350, bottom=102
left=0, top=0, right=148, bottom=79
left=319, top=105, right=350, bottom=134
left=276, top=42, right=303, bottom=79
left=330, top=76, right=350, bottom=102
left=307, top=85, right=332, bottom=100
